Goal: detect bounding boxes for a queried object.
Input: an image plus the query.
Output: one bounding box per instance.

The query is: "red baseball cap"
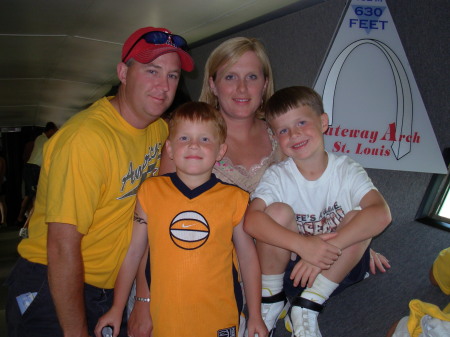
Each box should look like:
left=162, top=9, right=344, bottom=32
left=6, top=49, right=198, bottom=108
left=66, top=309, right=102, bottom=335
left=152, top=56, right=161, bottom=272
left=122, top=27, right=194, bottom=72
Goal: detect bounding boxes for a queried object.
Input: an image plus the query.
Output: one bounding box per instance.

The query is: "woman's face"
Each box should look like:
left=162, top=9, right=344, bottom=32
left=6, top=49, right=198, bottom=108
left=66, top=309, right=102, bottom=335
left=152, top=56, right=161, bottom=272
left=209, top=51, right=267, bottom=121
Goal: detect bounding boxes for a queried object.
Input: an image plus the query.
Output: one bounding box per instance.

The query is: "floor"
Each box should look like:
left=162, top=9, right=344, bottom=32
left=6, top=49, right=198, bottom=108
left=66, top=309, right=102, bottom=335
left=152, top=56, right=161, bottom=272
left=1, top=222, right=449, bottom=337
left=0, top=226, right=21, bottom=336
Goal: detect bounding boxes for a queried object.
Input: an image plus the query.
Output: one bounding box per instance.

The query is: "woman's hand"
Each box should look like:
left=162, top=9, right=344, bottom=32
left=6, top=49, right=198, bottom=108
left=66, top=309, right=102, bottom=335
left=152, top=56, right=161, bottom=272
left=369, top=248, right=390, bottom=274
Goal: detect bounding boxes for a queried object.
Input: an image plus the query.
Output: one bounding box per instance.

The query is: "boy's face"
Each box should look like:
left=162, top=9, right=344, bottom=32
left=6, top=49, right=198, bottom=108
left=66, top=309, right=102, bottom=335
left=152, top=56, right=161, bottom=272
left=270, top=105, right=328, bottom=164
left=166, top=119, right=227, bottom=182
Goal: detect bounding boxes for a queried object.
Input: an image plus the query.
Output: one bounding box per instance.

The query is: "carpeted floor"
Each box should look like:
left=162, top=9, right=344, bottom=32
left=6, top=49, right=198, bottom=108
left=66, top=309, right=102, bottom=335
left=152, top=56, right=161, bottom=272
left=271, top=220, right=450, bottom=337
left=0, top=226, right=21, bottom=337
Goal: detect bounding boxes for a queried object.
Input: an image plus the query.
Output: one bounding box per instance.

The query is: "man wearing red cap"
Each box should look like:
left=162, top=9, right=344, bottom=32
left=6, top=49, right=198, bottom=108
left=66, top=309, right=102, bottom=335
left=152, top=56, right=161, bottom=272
left=6, top=27, right=194, bottom=337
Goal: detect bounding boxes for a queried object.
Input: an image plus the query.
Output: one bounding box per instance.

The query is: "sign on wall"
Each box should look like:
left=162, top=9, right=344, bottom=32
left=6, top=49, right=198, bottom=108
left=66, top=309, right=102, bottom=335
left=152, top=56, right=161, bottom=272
left=314, top=0, right=447, bottom=174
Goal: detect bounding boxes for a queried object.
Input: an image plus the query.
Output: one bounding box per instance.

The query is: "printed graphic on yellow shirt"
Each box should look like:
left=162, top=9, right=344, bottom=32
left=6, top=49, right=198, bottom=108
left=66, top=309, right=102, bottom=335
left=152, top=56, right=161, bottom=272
left=118, top=143, right=162, bottom=200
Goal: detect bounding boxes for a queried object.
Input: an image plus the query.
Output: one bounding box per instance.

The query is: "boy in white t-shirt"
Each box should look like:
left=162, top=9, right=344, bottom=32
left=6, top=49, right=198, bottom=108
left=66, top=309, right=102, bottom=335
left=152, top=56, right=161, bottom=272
left=244, top=86, right=392, bottom=337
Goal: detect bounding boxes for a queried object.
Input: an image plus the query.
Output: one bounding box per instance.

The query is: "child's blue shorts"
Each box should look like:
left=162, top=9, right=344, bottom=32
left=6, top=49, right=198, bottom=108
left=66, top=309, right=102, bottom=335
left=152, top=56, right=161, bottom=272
left=283, top=244, right=371, bottom=298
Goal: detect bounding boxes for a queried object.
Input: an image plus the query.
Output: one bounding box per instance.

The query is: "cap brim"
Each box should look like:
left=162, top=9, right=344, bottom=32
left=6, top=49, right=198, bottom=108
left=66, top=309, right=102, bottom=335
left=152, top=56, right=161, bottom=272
left=132, top=46, right=194, bottom=72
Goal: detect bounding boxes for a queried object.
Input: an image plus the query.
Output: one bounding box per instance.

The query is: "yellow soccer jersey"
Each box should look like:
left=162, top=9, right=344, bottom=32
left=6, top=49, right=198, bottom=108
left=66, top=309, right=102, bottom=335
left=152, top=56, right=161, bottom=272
left=19, top=97, right=168, bottom=289
left=138, top=173, right=249, bottom=337
left=432, top=247, right=450, bottom=295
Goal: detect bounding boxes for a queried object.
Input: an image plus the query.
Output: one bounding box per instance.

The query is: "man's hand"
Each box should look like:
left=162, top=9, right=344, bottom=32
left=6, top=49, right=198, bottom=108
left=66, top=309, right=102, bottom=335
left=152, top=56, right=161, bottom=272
left=94, top=307, right=123, bottom=337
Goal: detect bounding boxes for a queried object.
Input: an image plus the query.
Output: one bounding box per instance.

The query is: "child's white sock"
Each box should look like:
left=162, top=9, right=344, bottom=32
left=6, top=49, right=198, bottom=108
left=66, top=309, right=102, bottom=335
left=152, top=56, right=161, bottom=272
left=261, top=273, right=284, bottom=296
left=300, top=273, right=338, bottom=304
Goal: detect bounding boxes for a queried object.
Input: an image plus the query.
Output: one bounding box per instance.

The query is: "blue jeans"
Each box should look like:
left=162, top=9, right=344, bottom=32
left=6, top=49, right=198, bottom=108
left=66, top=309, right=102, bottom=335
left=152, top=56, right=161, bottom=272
left=6, top=258, right=128, bottom=337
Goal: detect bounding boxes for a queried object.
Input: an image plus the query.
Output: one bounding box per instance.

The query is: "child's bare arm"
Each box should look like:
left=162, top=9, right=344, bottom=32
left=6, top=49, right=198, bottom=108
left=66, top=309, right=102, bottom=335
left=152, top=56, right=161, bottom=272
left=127, top=149, right=173, bottom=336
left=94, top=200, right=149, bottom=337
left=327, top=190, right=391, bottom=250
left=244, top=198, right=341, bottom=269
left=290, top=259, right=322, bottom=288
left=233, top=217, right=268, bottom=337
left=127, top=250, right=153, bottom=337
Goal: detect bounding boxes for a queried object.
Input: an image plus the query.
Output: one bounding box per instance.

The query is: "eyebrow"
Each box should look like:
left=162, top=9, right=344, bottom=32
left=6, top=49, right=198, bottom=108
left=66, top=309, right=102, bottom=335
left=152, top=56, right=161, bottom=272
left=145, top=62, right=181, bottom=73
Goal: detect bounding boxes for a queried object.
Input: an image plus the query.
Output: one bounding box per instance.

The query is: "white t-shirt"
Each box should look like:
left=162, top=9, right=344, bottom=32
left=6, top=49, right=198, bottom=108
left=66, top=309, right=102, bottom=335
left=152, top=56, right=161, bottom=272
left=252, top=152, right=376, bottom=236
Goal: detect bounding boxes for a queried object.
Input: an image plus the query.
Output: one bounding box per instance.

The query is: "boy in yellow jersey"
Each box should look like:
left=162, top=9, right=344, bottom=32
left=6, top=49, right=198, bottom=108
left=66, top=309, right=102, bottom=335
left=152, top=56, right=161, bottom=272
left=95, top=102, right=268, bottom=337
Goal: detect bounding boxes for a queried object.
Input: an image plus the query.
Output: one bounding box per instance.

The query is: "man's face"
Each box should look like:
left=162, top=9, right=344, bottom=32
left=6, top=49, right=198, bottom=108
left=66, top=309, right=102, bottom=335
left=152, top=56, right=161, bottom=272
left=120, top=52, right=181, bottom=128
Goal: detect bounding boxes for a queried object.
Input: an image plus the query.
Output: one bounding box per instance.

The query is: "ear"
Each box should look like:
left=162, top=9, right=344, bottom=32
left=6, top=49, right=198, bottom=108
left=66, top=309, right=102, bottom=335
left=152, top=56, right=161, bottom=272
left=117, top=62, right=128, bottom=85
left=208, top=77, right=218, bottom=96
left=165, top=139, right=174, bottom=160
left=216, top=143, right=228, bottom=162
left=263, top=77, right=268, bottom=93
left=321, top=113, right=329, bottom=133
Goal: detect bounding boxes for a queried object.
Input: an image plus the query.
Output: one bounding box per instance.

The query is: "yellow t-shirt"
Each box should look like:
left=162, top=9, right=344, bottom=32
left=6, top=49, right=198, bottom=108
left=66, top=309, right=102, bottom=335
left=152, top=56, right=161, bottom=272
left=407, top=299, right=450, bottom=337
left=18, top=97, right=168, bottom=289
left=432, top=247, right=450, bottom=295
left=27, top=133, right=48, bottom=166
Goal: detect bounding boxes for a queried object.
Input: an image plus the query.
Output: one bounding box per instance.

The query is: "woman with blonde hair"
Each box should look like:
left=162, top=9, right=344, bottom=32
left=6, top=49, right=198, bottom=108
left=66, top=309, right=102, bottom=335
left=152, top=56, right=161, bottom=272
left=199, top=36, right=280, bottom=193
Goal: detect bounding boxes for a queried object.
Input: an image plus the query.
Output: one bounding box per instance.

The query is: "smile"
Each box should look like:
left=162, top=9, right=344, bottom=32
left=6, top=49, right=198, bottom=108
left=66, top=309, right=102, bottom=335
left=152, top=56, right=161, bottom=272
left=149, top=94, right=166, bottom=102
left=292, top=140, right=308, bottom=149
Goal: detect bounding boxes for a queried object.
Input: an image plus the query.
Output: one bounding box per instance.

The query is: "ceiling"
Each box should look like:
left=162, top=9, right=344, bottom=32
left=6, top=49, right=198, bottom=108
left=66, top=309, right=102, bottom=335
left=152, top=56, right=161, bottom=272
left=0, top=0, right=323, bottom=129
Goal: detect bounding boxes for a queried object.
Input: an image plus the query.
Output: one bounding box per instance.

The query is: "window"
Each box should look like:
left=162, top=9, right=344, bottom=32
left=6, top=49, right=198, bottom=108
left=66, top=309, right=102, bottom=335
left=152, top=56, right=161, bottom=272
left=416, top=148, right=450, bottom=231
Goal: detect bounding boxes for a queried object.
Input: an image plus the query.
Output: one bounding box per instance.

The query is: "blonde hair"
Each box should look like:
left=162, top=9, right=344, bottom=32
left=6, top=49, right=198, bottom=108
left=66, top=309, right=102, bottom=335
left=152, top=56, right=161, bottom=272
left=168, top=101, right=227, bottom=144
left=199, top=37, right=274, bottom=119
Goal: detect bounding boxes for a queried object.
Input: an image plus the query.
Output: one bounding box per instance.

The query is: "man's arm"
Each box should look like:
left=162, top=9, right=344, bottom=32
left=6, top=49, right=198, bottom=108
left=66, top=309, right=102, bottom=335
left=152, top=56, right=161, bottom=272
left=47, top=222, right=88, bottom=337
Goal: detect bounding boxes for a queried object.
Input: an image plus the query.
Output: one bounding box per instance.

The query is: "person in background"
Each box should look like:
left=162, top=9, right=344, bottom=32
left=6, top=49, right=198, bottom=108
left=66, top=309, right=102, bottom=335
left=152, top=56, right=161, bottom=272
left=5, top=26, right=194, bottom=337
left=96, top=102, right=268, bottom=337
left=0, top=152, right=7, bottom=227
left=245, top=86, right=392, bottom=337
left=15, top=122, right=58, bottom=226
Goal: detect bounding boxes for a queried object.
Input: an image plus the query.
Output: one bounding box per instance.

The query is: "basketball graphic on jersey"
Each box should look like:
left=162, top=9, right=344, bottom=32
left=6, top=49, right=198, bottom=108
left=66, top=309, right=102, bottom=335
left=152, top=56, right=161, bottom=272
left=170, top=211, right=210, bottom=250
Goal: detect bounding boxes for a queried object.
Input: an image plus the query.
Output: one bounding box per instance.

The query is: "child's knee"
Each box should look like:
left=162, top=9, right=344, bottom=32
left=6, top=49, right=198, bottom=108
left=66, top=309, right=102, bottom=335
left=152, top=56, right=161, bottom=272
left=265, top=202, right=296, bottom=230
